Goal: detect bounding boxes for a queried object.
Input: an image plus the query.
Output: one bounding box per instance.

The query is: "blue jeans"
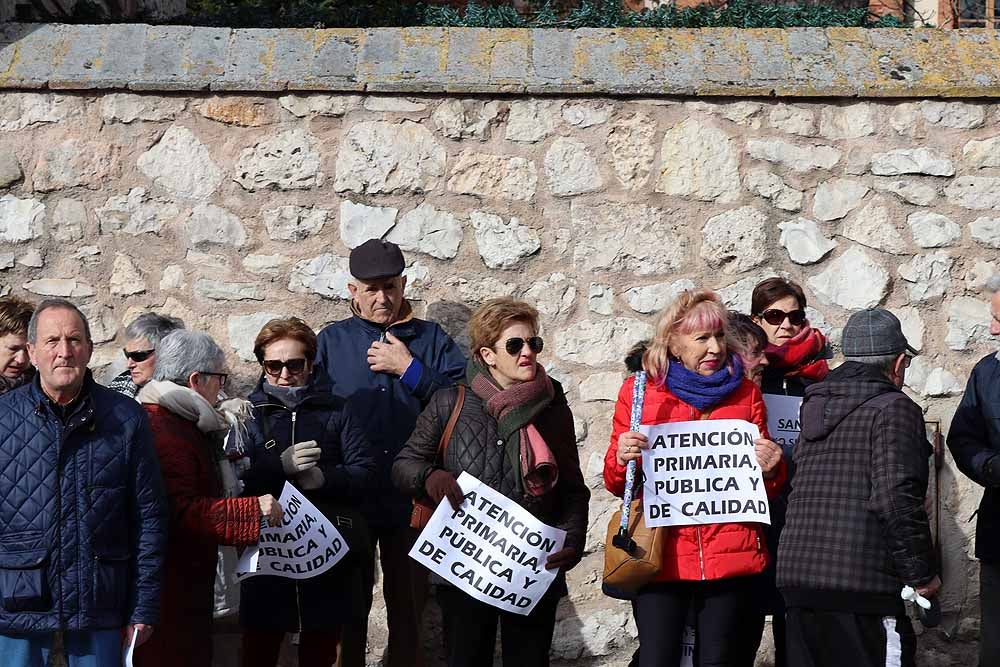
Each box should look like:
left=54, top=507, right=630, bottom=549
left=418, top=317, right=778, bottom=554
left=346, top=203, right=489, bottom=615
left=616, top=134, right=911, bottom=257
left=0, top=630, right=121, bottom=667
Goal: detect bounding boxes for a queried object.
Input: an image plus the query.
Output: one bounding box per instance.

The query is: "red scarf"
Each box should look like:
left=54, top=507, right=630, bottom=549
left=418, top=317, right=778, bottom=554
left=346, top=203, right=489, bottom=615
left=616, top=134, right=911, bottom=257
left=764, top=326, right=830, bottom=382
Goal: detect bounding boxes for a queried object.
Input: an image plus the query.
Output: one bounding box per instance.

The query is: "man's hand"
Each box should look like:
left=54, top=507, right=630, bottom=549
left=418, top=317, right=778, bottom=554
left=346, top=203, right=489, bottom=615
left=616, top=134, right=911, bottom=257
left=367, top=332, right=414, bottom=376
left=916, top=575, right=942, bottom=598
left=124, top=623, right=154, bottom=648
left=545, top=546, right=580, bottom=571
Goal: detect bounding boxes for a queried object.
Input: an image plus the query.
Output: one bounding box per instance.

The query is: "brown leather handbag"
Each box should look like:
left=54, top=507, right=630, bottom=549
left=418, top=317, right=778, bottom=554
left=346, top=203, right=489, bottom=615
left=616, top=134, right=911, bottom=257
left=409, top=385, right=466, bottom=530
left=602, top=499, right=666, bottom=593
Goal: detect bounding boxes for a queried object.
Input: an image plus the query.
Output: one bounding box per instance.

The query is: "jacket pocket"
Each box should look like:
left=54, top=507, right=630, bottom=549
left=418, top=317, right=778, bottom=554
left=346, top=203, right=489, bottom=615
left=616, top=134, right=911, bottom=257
left=0, top=544, right=51, bottom=613
left=92, top=550, right=130, bottom=612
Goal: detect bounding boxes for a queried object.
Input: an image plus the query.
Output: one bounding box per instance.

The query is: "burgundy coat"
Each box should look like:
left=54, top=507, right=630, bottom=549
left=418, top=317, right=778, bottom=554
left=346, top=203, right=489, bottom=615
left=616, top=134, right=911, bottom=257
left=134, top=404, right=260, bottom=667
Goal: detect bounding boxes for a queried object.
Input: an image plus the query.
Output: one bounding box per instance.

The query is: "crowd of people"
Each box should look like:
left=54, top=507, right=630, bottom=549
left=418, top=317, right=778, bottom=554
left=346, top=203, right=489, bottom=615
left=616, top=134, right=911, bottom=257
left=0, top=236, right=996, bottom=667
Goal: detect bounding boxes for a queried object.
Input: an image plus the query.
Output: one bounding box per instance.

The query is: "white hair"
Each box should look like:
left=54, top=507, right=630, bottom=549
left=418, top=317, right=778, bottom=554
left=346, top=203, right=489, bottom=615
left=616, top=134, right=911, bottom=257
left=152, top=330, right=226, bottom=386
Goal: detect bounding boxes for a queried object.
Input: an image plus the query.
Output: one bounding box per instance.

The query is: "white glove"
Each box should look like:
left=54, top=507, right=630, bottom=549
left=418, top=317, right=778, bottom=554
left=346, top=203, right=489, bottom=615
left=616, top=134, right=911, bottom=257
left=280, top=440, right=321, bottom=476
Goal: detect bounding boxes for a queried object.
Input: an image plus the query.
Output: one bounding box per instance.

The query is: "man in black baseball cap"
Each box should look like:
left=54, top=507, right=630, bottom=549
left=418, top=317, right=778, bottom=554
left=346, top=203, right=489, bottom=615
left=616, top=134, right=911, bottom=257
left=778, top=307, right=939, bottom=667
left=314, top=238, right=466, bottom=667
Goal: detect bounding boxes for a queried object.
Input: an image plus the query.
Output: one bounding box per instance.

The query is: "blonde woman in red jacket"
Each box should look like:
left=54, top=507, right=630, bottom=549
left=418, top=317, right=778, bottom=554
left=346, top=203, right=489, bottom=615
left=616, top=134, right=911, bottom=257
left=604, top=289, right=787, bottom=667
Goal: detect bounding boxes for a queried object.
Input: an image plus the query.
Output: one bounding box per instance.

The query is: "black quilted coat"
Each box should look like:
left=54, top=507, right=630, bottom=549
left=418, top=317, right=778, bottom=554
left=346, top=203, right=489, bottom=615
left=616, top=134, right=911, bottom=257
left=0, top=374, right=167, bottom=633
left=392, top=380, right=590, bottom=593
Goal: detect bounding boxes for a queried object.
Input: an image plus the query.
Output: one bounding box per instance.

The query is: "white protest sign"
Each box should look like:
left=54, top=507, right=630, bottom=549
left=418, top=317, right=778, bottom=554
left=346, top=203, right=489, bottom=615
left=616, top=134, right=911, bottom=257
left=763, top=393, right=802, bottom=459
left=235, top=482, right=348, bottom=580
left=640, top=419, right=770, bottom=528
left=409, top=471, right=567, bottom=616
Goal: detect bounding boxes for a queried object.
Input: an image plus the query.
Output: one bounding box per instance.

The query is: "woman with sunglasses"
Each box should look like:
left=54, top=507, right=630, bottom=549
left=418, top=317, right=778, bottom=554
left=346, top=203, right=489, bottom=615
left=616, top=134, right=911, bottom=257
left=393, top=298, right=590, bottom=667
left=236, top=317, right=376, bottom=667
left=747, top=277, right=831, bottom=667
left=134, top=330, right=284, bottom=667
left=108, top=312, right=185, bottom=399
left=604, top=289, right=786, bottom=667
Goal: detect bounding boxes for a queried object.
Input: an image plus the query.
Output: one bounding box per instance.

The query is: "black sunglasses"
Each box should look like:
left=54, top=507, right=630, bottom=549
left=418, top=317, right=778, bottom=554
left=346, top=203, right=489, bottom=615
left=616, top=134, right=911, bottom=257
left=262, top=358, right=308, bottom=376
left=200, top=372, right=229, bottom=387
left=123, top=349, right=155, bottom=363
left=759, top=308, right=807, bottom=327
left=503, top=337, right=544, bottom=356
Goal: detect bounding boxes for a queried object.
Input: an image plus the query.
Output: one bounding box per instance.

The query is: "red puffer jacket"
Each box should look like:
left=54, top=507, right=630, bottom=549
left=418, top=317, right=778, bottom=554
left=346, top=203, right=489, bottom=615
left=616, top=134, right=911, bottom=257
left=603, top=375, right=787, bottom=583
left=134, top=404, right=261, bottom=667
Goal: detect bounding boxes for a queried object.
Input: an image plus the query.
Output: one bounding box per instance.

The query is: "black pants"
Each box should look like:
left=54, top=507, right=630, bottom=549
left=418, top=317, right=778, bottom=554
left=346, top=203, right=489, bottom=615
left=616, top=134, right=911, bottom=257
left=437, top=586, right=559, bottom=667
left=633, top=577, right=756, bottom=667
left=981, top=560, right=1000, bottom=667
left=785, top=607, right=915, bottom=667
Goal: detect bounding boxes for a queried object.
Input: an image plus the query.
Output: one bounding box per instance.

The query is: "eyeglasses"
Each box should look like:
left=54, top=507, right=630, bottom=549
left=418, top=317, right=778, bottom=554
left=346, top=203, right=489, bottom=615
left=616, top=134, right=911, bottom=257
left=123, top=349, right=155, bottom=363
left=200, top=372, right=229, bottom=387
left=261, top=358, right=308, bottom=377
left=503, top=337, right=544, bottom=356
left=758, top=308, right=807, bottom=327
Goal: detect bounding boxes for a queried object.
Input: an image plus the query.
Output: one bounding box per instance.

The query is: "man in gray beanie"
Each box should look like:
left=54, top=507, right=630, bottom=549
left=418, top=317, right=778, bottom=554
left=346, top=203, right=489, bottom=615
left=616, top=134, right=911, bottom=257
left=777, top=308, right=939, bottom=667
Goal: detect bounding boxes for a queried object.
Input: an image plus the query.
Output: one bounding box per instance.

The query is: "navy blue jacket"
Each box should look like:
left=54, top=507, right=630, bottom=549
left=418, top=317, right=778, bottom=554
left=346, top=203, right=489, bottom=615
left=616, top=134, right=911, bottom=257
left=948, top=352, right=1000, bottom=562
left=315, top=312, right=466, bottom=530
left=0, top=373, right=167, bottom=633
left=238, top=373, right=377, bottom=630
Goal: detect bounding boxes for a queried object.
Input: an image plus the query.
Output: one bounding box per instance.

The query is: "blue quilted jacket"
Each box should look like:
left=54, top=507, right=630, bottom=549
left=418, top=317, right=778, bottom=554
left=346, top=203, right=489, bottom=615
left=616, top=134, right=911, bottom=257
left=0, top=373, right=167, bottom=633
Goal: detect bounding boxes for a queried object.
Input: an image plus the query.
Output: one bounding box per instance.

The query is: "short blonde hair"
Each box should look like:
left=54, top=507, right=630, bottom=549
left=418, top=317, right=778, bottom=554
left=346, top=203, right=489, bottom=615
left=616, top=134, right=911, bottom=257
left=643, top=289, right=732, bottom=383
left=468, top=298, right=539, bottom=362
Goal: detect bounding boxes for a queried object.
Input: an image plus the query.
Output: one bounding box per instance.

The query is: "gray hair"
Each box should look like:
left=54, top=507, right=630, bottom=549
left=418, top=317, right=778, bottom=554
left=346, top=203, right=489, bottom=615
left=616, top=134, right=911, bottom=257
left=124, top=312, right=185, bottom=349
left=27, top=299, right=91, bottom=344
left=843, top=353, right=901, bottom=376
left=986, top=275, right=1000, bottom=294
left=152, top=330, right=226, bottom=385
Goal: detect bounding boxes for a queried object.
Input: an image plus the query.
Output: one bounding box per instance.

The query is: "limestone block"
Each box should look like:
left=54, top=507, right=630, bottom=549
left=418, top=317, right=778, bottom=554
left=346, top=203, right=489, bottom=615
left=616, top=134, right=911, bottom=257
left=72, top=246, right=100, bottom=266
left=236, top=129, right=324, bottom=191
left=523, top=273, right=576, bottom=319
left=896, top=306, right=925, bottom=352
left=552, top=610, right=633, bottom=660
left=945, top=177, right=1000, bottom=210
left=921, top=101, right=985, bottom=129
left=32, top=139, right=118, bottom=192
left=924, top=367, right=963, bottom=397
left=138, top=126, right=223, bottom=200
left=403, top=261, right=430, bottom=300
left=840, top=198, right=907, bottom=255
left=242, top=254, right=289, bottom=278
left=0, top=195, right=44, bottom=243
left=607, top=112, right=655, bottom=191
left=768, top=106, right=815, bottom=136
left=808, top=248, right=889, bottom=310
left=746, top=138, right=841, bottom=172
left=194, top=279, right=263, bottom=302
left=570, top=202, right=689, bottom=276
left=470, top=211, right=540, bottom=269
left=812, top=178, right=869, bottom=222
left=945, top=297, right=992, bottom=351
left=387, top=204, right=462, bottom=260
left=186, top=250, right=228, bottom=269
left=905, top=355, right=930, bottom=394
left=870, top=148, right=955, bottom=177
left=79, top=304, right=116, bottom=345
left=198, top=96, right=277, bottom=127
left=544, top=137, right=603, bottom=197
left=0, top=148, right=22, bottom=187
left=363, top=96, right=427, bottom=113
left=263, top=206, right=328, bottom=242
left=100, top=93, right=185, bottom=124
left=23, top=279, right=95, bottom=298
left=562, top=103, right=612, bottom=128
left=588, top=284, right=614, bottom=316
left=554, top=318, right=653, bottom=367
left=872, top=179, right=936, bottom=206
left=228, top=312, right=283, bottom=361
left=579, top=371, right=623, bottom=402
left=110, top=254, right=147, bottom=296
left=287, top=254, right=351, bottom=300
left=898, top=252, right=953, bottom=303
left=505, top=101, right=560, bottom=143
left=625, top=279, right=697, bottom=314
left=278, top=94, right=360, bottom=117
left=160, top=265, right=185, bottom=290
left=445, top=276, right=518, bottom=305
left=963, top=136, right=1000, bottom=169
left=0, top=253, right=13, bottom=270
left=965, top=260, right=998, bottom=291
left=744, top=169, right=803, bottom=212
left=657, top=118, right=740, bottom=202
left=819, top=103, right=875, bottom=140
left=700, top=207, right=769, bottom=275
left=335, top=121, right=444, bottom=194
left=185, top=204, right=247, bottom=248
left=431, top=100, right=500, bottom=140
left=17, top=249, right=43, bottom=268
left=971, top=217, right=1000, bottom=249
left=339, top=201, right=398, bottom=250
left=778, top=218, right=837, bottom=265
left=446, top=151, right=537, bottom=201
left=908, top=212, right=961, bottom=248
left=0, top=94, right=84, bottom=132
left=889, top=102, right=920, bottom=137
left=96, top=188, right=180, bottom=236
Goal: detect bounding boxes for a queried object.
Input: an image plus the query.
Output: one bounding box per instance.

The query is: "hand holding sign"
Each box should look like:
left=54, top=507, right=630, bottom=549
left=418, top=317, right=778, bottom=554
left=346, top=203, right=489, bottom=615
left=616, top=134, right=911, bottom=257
left=616, top=431, right=648, bottom=466
left=257, top=494, right=283, bottom=527
left=754, top=438, right=783, bottom=479
left=425, top=469, right=464, bottom=510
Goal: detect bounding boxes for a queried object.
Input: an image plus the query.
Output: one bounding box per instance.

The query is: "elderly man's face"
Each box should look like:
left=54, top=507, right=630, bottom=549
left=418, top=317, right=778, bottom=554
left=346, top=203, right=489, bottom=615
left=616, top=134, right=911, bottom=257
left=348, top=276, right=407, bottom=326
left=27, top=307, right=92, bottom=402
left=991, top=291, right=1000, bottom=337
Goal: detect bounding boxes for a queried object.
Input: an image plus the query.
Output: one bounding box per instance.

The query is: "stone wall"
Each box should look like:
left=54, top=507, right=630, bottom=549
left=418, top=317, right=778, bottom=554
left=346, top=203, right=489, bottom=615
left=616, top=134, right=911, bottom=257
left=3, top=25, right=1000, bottom=667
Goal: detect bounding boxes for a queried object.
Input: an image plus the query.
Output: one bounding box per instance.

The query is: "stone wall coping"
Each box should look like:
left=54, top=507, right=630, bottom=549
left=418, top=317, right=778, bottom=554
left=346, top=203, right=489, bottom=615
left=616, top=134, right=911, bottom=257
left=3, top=23, right=1000, bottom=97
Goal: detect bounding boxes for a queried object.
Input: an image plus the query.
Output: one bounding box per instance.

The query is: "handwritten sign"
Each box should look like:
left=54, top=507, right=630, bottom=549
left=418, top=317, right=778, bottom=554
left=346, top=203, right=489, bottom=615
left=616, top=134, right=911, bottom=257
left=409, top=472, right=566, bottom=615
left=640, top=419, right=770, bottom=528
left=763, top=393, right=802, bottom=460
left=236, top=482, right=348, bottom=580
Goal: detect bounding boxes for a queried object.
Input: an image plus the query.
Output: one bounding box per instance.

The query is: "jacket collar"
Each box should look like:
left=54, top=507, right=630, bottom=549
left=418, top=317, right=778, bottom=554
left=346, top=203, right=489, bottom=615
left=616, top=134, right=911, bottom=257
left=349, top=299, right=418, bottom=339
left=248, top=368, right=337, bottom=409
left=29, top=370, right=96, bottom=429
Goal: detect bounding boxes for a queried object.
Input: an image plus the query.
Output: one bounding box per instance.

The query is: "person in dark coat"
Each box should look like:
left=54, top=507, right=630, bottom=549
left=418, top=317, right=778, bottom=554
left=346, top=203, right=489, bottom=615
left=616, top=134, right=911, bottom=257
left=947, top=275, right=1000, bottom=667
left=393, top=298, right=590, bottom=667
left=0, top=295, right=34, bottom=396
left=134, top=330, right=284, bottom=667
left=777, top=308, right=939, bottom=667
left=237, top=317, right=376, bottom=667
left=0, top=299, right=166, bottom=666
left=315, top=239, right=466, bottom=667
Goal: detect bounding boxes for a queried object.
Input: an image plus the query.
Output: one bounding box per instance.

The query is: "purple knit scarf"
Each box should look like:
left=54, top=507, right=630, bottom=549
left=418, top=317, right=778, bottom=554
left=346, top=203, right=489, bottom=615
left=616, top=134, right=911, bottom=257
left=666, top=355, right=744, bottom=410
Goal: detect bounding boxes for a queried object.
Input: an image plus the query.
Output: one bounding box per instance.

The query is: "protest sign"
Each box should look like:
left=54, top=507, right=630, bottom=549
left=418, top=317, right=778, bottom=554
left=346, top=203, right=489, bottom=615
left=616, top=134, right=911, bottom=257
left=235, top=482, right=348, bottom=580
left=640, top=419, right=770, bottom=528
left=763, top=393, right=803, bottom=459
left=409, top=471, right=566, bottom=616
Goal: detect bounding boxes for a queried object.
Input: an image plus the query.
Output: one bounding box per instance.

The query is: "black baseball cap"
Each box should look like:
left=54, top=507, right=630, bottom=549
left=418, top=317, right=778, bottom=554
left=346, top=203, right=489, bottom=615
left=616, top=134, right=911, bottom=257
left=349, top=239, right=405, bottom=280
left=841, top=308, right=918, bottom=357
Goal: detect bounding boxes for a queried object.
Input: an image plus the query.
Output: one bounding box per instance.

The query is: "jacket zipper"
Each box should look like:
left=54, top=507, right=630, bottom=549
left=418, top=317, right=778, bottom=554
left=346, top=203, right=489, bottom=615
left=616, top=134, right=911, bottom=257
left=696, top=526, right=706, bottom=580
left=54, top=414, right=64, bottom=628
left=289, top=410, right=304, bottom=634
